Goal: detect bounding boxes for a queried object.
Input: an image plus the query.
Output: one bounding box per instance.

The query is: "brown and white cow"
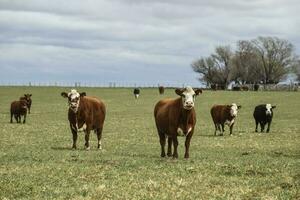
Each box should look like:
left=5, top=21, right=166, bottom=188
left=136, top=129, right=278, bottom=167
left=10, top=99, right=28, bottom=123
left=61, top=89, right=106, bottom=150
left=20, top=94, right=32, bottom=114
left=154, top=86, right=202, bottom=158
left=210, top=104, right=241, bottom=136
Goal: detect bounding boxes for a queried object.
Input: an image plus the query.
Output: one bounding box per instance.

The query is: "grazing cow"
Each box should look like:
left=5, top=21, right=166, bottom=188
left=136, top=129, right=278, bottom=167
left=158, top=86, right=165, bottom=94
left=210, top=104, right=241, bottom=136
left=154, top=86, right=202, bottom=158
left=20, top=94, right=32, bottom=114
left=133, top=88, right=140, bottom=99
left=253, top=104, right=276, bottom=133
left=10, top=100, right=28, bottom=123
left=61, top=89, right=106, bottom=150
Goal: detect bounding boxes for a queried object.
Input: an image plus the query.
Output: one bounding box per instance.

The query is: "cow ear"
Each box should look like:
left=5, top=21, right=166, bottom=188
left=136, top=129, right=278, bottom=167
left=194, top=88, right=202, bottom=96
left=272, top=106, right=276, bottom=109
left=238, top=105, right=242, bottom=109
left=80, top=92, right=86, bottom=97
left=175, top=88, right=184, bottom=96
left=61, top=92, right=68, bottom=98
left=29, top=94, right=32, bottom=97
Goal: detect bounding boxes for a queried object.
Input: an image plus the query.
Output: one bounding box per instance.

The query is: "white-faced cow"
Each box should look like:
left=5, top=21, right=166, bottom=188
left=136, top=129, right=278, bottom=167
left=253, top=104, right=276, bottom=133
left=210, top=103, right=241, bottom=136
left=154, top=86, right=202, bottom=159
left=133, top=88, right=140, bottom=99
left=61, top=89, right=106, bottom=150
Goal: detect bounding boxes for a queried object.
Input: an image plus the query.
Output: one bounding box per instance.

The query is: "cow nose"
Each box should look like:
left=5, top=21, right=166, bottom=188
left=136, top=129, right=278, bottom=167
left=185, top=101, right=194, bottom=107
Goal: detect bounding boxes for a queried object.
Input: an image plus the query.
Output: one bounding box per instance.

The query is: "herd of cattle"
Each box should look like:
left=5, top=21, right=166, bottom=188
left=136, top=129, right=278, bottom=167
left=9, top=87, right=276, bottom=158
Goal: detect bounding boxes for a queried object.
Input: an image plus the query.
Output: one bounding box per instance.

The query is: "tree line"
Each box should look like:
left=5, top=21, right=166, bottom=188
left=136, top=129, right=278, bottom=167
left=191, top=36, right=300, bottom=88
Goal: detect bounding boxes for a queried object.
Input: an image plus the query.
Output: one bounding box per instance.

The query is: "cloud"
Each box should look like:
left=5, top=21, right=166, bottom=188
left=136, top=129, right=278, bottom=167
left=0, top=0, right=299, bottom=86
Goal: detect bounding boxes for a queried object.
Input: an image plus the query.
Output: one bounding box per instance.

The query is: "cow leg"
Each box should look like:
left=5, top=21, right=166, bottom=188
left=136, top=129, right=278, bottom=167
left=70, top=124, right=78, bottom=149
left=184, top=131, right=193, bottom=159
left=10, top=112, right=13, bottom=123
left=220, top=124, right=224, bottom=136
left=214, top=123, right=218, bottom=136
left=84, top=129, right=91, bottom=150
left=23, top=113, right=26, bottom=123
left=229, top=123, right=234, bottom=135
left=260, top=122, right=265, bottom=132
left=172, top=136, right=179, bottom=159
left=255, top=120, right=258, bottom=132
left=96, top=127, right=103, bottom=149
left=158, top=132, right=166, bottom=157
left=266, top=121, right=271, bottom=133
left=16, top=115, right=20, bottom=123
left=167, top=137, right=172, bottom=157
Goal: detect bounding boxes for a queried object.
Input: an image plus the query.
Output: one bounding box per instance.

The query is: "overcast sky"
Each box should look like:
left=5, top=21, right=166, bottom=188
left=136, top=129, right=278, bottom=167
left=0, top=0, right=299, bottom=86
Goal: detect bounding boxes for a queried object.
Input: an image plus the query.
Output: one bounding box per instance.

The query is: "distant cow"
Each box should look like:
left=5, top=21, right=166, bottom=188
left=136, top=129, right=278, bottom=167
left=241, top=85, right=249, bottom=91
left=154, top=86, right=202, bottom=158
left=133, top=88, right=140, bottom=99
left=253, top=104, right=276, bottom=133
left=20, top=94, right=32, bottom=114
left=210, top=104, right=241, bottom=136
left=158, top=86, right=165, bottom=94
left=61, top=89, right=106, bottom=150
left=10, top=100, right=28, bottom=123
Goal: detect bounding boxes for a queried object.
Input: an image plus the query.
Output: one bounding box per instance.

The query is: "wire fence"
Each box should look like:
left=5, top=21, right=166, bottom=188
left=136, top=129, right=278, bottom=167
left=0, top=81, right=198, bottom=88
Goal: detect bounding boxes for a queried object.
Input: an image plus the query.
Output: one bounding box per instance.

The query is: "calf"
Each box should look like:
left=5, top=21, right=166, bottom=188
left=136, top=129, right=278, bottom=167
left=20, top=94, right=32, bottom=114
left=61, top=89, right=106, bottom=150
left=253, top=104, right=276, bottom=133
left=154, top=86, right=202, bottom=158
left=133, top=88, right=140, bottom=99
left=10, top=100, right=28, bottom=123
left=158, top=86, right=165, bottom=94
left=210, top=104, right=241, bottom=136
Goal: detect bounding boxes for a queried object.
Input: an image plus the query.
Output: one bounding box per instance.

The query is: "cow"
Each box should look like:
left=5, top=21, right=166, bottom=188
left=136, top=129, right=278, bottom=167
left=253, top=104, right=276, bottom=133
left=210, top=104, right=241, bottom=136
left=133, top=88, right=140, bottom=99
left=20, top=94, right=32, bottom=114
left=154, top=86, right=202, bottom=159
left=158, top=86, right=165, bottom=95
left=10, top=100, right=28, bottom=123
left=61, top=89, right=106, bottom=150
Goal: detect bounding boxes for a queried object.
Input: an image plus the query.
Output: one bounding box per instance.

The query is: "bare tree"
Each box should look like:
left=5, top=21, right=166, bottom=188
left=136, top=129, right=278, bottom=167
left=251, top=36, right=295, bottom=84
left=231, top=40, right=262, bottom=84
left=192, top=45, right=233, bottom=88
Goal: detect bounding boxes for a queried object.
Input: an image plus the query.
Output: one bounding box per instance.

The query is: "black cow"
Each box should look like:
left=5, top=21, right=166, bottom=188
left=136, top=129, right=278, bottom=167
left=133, top=88, right=140, bottom=99
left=253, top=104, right=276, bottom=133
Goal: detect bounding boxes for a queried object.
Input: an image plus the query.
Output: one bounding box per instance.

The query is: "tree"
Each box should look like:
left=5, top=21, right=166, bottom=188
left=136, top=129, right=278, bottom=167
left=191, top=45, right=233, bottom=88
left=231, top=40, right=262, bottom=84
left=251, top=36, right=295, bottom=84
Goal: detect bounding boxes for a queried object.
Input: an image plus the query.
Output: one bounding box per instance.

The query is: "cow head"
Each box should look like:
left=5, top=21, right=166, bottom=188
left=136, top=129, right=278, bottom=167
left=266, top=104, right=276, bottom=116
left=61, top=89, right=86, bottom=113
left=175, top=86, right=202, bottom=110
left=23, top=94, right=32, bottom=101
left=230, top=103, right=241, bottom=117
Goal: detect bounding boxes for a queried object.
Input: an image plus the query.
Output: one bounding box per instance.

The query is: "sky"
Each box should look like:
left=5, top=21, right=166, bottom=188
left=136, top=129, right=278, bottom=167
left=0, top=0, right=299, bottom=87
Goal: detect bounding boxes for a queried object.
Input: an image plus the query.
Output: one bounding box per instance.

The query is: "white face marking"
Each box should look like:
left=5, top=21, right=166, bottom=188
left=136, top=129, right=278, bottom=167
left=266, top=104, right=272, bottom=115
left=181, top=86, right=196, bottom=110
left=230, top=103, right=238, bottom=117
left=68, top=89, right=80, bottom=112
left=135, top=94, right=139, bottom=99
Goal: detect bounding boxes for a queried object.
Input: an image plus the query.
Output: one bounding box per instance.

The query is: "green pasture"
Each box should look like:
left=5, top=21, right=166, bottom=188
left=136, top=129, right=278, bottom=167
left=0, top=87, right=299, bottom=199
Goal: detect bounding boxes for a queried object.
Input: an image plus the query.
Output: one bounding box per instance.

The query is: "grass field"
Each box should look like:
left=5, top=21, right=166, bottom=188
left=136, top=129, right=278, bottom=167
left=0, top=86, right=299, bottom=200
